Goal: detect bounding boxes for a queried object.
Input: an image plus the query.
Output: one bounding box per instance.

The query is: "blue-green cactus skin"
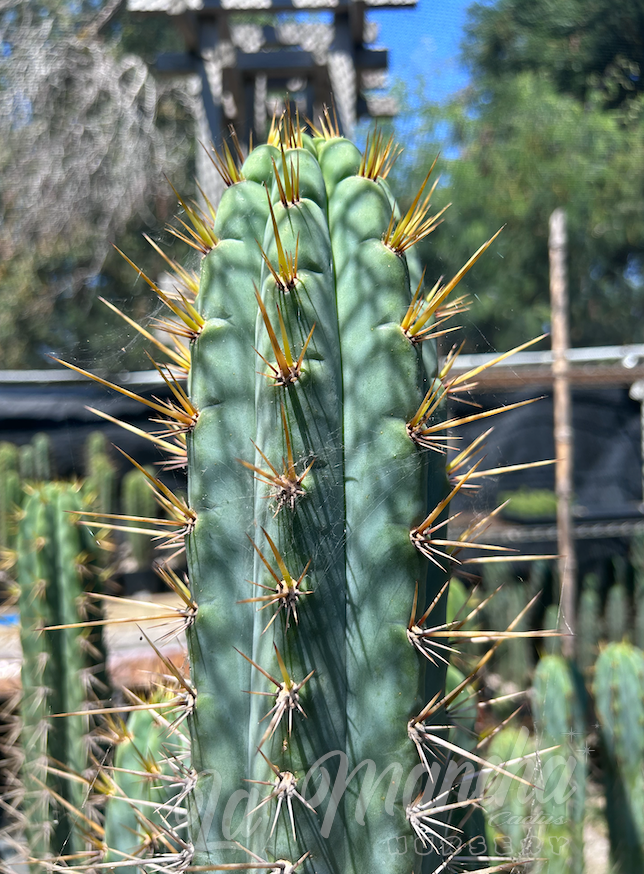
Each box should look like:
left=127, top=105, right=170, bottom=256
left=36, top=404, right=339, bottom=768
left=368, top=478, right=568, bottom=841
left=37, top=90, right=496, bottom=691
left=248, top=152, right=347, bottom=869
left=330, top=163, right=433, bottom=874
left=186, top=159, right=273, bottom=865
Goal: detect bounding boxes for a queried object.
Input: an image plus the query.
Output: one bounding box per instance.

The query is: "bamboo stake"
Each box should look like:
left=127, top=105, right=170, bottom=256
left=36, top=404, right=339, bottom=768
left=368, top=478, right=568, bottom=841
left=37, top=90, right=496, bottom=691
left=549, top=208, right=576, bottom=657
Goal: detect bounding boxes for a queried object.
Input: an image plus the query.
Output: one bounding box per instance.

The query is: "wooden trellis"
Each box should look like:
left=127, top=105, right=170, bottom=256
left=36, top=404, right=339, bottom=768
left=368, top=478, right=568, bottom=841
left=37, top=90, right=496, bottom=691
left=127, top=0, right=415, bottom=196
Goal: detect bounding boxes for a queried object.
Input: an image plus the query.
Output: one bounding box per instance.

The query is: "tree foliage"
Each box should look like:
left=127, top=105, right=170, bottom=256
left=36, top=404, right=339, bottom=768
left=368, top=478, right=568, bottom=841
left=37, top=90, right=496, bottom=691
left=394, top=0, right=644, bottom=353
left=464, top=0, right=644, bottom=108
left=0, top=0, right=196, bottom=369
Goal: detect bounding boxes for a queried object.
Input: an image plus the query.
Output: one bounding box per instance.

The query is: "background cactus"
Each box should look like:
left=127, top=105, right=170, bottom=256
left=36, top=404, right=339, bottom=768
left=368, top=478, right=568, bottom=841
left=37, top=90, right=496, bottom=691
left=120, top=467, right=157, bottom=572
left=594, top=642, right=644, bottom=872
left=102, top=696, right=188, bottom=873
left=577, top=574, right=601, bottom=672
left=541, top=603, right=562, bottom=657
left=83, top=431, right=117, bottom=518
left=605, top=579, right=629, bottom=643
left=481, top=564, right=533, bottom=691
left=17, top=433, right=53, bottom=484
left=632, top=540, right=644, bottom=650
left=531, top=655, right=586, bottom=874
left=0, top=442, right=20, bottom=551
left=636, top=581, right=644, bottom=651
left=15, top=482, right=102, bottom=869
left=483, top=726, right=536, bottom=862
left=31, top=433, right=53, bottom=483
left=52, top=118, right=547, bottom=874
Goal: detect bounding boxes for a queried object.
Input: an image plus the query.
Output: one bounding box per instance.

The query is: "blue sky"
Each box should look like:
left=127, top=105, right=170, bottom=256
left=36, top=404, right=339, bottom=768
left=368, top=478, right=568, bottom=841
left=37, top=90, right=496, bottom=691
left=370, top=0, right=472, bottom=102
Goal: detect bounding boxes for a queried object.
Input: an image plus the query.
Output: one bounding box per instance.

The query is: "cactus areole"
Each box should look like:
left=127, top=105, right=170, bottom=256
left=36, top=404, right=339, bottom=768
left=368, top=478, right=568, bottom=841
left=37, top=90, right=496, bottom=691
left=62, top=117, right=527, bottom=874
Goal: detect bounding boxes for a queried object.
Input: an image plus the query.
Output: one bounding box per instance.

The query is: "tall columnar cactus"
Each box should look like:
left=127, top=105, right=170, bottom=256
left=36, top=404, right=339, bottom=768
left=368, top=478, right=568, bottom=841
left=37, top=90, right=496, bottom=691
left=15, top=482, right=102, bottom=868
left=83, top=431, right=117, bottom=517
left=18, top=442, right=34, bottom=482
left=594, top=642, right=644, bottom=872
left=32, top=433, right=53, bottom=482
left=605, top=581, right=630, bottom=643
left=17, top=433, right=53, bottom=483
left=532, top=655, right=586, bottom=874
left=541, top=604, right=562, bottom=657
left=482, top=564, right=533, bottom=689
left=483, top=726, right=536, bottom=862
left=58, top=118, right=544, bottom=874
left=577, top=574, right=601, bottom=672
left=121, top=467, right=157, bottom=571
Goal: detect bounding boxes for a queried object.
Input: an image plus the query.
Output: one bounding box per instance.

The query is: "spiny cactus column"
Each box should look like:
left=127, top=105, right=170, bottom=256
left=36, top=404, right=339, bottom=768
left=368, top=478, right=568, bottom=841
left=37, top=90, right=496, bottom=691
left=16, top=483, right=101, bottom=868
left=60, top=117, right=535, bottom=874
left=246, top=136, right=348, bottom=870
left=185, top=136, right=275, bottom=865
left=103, top=698, right=188, bottom=873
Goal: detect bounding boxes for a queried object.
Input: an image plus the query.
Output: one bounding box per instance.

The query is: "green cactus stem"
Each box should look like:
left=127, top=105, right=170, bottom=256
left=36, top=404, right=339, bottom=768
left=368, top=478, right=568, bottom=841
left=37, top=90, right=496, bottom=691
left=0, top=441, right=20, bottom=551
left=83, top=431, right=117, bottom=517
left=121, top=466, right=157, bottom=571
left=483, top=726, right=536, bottom=862
left=16, top=483, right=102, bottom=868
left=594, top=642, right=644, bottom=872
left=577, top=575, right=601, bottom=672
left=103, top=696, right=188, bottom=873
left=532, top=654, right=586, bottom=874
left=32, top=433, right=53, bottom=482
left=57, top=116, right=542, bottom=874
left=541, top=604, right=562, bottom=657
left=18, top=443, right=34, bottom=482
left=635, top=589, right=644, bottom=650
left=605, top=581, right=630, bottom=643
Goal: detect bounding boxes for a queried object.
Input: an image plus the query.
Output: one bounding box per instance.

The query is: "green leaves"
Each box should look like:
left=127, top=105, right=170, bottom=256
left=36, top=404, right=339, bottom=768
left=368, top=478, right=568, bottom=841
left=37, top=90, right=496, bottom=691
left=400, top=70, right=644, bottom=351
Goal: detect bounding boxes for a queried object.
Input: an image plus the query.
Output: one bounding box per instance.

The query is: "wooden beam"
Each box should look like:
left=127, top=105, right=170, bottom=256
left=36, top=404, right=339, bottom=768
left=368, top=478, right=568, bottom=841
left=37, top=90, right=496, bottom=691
left=128, top=0, right=415, bottom=14
left=237, top=50, right=313, bottom=73
left=445, top=363, right=644, bottom=390
left=156, top=51, right=200, bottom=75
left=549, top=207, right=576, bottom=659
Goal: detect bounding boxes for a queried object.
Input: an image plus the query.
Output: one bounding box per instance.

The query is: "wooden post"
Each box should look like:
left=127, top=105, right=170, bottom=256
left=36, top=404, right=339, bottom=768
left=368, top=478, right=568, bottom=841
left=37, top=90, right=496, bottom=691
left=549, top=208, right=576, bottom=658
